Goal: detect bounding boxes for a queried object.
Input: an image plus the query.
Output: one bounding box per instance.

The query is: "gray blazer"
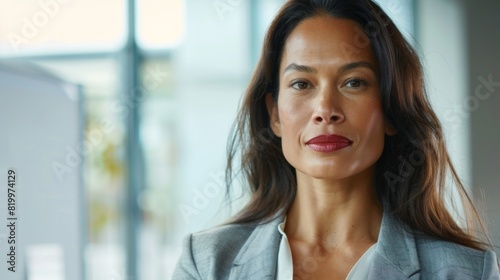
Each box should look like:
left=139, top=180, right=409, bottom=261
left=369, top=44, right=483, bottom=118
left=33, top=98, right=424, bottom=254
left=173, top=211, right=500, bottom=279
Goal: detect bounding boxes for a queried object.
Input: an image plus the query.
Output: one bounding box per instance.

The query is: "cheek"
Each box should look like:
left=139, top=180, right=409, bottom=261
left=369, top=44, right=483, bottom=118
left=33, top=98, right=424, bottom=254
left=277, top=97, right=310, bottom=134
left=364, top=110, right=385, bottom=138
left=350, top=97, right=385, bottom=132
left=277, top=100, right=310, bottom=157
left=354, top=104, right=386, bottom=157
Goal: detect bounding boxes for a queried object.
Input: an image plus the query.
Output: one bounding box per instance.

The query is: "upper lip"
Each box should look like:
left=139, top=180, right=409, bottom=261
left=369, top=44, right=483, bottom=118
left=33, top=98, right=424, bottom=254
left=306, top=134, right=352, bottom=144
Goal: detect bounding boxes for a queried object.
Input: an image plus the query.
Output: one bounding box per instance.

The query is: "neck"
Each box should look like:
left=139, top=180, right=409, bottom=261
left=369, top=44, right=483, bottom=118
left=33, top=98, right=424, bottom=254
left=285, top=167, right=382, bottom=247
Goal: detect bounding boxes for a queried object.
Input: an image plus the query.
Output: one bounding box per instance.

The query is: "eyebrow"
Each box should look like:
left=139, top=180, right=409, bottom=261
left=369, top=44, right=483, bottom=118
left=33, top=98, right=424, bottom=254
left=283, top=61, right=376, bottom=74
left=339, top=61, right=376, bottom=73
left=283, top=63, right=317, bottom=74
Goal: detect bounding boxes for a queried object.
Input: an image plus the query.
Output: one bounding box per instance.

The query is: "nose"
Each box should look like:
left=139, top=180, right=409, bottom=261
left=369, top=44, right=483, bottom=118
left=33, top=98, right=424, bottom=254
left=312, top=87, right=345, bottom=124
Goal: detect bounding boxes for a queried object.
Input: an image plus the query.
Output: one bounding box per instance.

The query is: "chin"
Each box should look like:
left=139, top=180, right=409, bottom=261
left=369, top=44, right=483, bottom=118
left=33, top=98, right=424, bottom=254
left=297, top=167, right=352, bottom=180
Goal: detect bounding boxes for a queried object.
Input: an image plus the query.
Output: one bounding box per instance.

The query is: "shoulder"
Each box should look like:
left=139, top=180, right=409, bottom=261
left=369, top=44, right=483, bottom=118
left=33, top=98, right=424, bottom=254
left=377, top=212, right=499, bottom=279
left=172, top=222, right=263, bottom=280
left=190, top=222, right=257, bottom=258
left=414, top=235, right=499, bottom=279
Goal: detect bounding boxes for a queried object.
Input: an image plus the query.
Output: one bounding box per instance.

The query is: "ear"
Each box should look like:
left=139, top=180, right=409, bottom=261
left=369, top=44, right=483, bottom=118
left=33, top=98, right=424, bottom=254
left=265, top=93, right=281, bottom=137
left=384, top=118, right=397, bottom=136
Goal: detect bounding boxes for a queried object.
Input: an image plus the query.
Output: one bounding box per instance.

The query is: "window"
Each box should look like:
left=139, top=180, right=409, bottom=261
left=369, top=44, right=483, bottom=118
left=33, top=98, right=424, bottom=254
left=1, top=1, right=415, bottom=279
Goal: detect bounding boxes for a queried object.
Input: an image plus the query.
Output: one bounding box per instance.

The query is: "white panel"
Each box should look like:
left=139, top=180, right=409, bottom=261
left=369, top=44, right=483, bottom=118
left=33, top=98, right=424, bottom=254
left=417, top=0, right=469, bottom=222
left=0, top=62, right=84, bottom=280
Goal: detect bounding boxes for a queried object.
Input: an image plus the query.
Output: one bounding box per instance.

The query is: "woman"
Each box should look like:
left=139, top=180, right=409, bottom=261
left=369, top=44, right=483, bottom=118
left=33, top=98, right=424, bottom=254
left=173, top=0, right=500, bottom=279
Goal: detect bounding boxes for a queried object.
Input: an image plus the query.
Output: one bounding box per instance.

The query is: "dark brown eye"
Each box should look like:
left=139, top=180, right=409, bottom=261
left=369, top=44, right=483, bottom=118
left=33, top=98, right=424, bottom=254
left=345, top=78, right=366, bottom=88
left=292, top=81, right=309, bottom=90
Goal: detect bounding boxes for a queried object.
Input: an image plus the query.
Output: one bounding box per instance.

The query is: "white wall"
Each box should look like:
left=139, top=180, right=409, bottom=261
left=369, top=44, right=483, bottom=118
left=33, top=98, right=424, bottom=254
left=417, top=0, right=500, bottom=252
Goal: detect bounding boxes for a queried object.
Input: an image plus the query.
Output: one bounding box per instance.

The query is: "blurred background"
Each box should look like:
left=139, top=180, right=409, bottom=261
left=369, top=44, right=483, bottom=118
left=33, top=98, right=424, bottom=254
left=0, top=0, right=499, bottom=279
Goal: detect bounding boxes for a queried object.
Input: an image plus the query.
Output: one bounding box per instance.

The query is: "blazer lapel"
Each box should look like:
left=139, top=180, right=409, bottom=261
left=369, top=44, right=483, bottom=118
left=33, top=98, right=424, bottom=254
left=228, top=216, right=284, bottom=280
left=368, top=211, right=421, bottom=279
left=226, top=211, right=421, bottom=279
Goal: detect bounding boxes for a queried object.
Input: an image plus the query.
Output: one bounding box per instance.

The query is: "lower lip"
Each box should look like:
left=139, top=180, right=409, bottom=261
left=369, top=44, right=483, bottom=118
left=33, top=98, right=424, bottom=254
left=307, top=143, right=351, bottom=153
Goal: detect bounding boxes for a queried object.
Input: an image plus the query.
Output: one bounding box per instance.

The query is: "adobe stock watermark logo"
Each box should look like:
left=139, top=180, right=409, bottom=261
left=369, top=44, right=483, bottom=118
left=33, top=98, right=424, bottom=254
left=383, top=139, right=426, bottom=188
left=444, top=74, right=500, bottom=131
left=334, top=3, right=406, bottom=64
left=292, top=245, right=330, bottom=280
left=7, top=0, right=73, bottom=52
left=51, top=65, right=169, bottom=182
left=212, top=0, right=243, bottom=20
left=178, top=171, right=226, bottom=224
left=383, top=74, right=500, bottom=188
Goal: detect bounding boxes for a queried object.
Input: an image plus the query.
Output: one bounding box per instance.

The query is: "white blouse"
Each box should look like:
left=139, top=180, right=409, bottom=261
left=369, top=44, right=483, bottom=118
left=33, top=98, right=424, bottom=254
left=276, top=218, right=377, bottom=280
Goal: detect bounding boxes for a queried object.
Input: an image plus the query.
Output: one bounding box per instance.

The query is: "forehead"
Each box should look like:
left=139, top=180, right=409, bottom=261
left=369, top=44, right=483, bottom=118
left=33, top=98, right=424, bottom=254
left=280, top=16, right=376, bottom=70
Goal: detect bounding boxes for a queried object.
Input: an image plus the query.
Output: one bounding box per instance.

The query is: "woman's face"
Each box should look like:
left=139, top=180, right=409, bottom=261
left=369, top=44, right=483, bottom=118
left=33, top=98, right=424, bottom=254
left=267, top=16, right=395, bottom=181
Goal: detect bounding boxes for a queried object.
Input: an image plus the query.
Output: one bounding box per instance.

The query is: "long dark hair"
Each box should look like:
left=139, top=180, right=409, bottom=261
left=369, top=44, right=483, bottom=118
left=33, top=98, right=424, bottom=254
left=225, top=0, right=491, bottom=250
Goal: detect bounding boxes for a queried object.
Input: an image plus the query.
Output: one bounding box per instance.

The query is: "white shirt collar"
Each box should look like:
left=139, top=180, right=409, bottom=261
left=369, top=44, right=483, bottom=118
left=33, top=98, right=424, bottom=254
left=276, top=216, right=377, bottom=280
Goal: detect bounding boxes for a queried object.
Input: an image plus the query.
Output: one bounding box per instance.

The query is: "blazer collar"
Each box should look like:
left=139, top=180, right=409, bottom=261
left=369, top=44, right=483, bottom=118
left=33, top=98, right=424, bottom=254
left=370, top=210, right=421, bottom=278
left=228, top=210, right=421, bottom=279
left=229, top=215, right=284, bottom=279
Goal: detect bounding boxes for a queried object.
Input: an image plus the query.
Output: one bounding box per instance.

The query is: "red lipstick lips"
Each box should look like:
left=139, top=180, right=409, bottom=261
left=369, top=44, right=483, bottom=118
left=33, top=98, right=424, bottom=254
left=306, top=134, right=352, bottom=152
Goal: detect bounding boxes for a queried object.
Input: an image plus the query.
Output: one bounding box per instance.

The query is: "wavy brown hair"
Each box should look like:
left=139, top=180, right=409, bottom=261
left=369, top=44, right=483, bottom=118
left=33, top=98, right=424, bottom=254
left=225, top=0, right=491, bottom=250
